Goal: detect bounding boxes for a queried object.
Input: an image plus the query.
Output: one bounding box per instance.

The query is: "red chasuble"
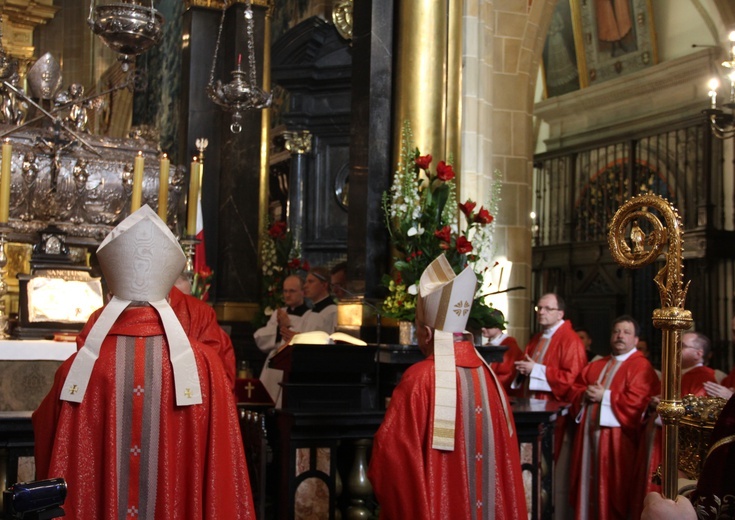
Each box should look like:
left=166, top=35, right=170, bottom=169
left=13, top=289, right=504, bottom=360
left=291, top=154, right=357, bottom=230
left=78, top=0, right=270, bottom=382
left=489, top=335, right=523, bottom=392
left=368, top=341, right=527, bottom=520
left=515, top=320, right=587, bottom=402
left=33, top=307, right=255, bottom=520
left=569, top=350, right=659, bottom=520
left=77, top=286, right=236, bottom=390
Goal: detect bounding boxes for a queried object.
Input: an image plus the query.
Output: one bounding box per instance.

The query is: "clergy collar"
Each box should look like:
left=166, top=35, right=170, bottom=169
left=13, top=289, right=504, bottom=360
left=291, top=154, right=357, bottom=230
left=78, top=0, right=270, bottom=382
left=542, top=319, right=565, bottom=338
left=310, top=296, right=335, bottom=313
left=682, top=363, right=704, bottom=374
left=287, top=303, right=309, bottom=316
left=613, top=348, right=638, bottom=362
left=488, top=332, right=507, bottom=346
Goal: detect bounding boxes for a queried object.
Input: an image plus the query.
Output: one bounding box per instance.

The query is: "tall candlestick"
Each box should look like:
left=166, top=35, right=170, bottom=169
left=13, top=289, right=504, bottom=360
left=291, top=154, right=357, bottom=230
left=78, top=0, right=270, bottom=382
left=187, top=157, right=200, bottom=236
left=158, top=153, right=170, bottom=221
left=0, top=140, right=11, bottom=223
left=131, top=151, right=144, bottom=212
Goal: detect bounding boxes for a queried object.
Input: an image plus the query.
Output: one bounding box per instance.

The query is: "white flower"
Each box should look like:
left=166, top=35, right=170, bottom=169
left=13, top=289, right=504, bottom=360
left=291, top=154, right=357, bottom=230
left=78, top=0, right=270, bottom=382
left=264, top=306, right=274, bottom=316
left=407, top=284, right=418, bottom=295
left=407, top=224, right=425, bottom=237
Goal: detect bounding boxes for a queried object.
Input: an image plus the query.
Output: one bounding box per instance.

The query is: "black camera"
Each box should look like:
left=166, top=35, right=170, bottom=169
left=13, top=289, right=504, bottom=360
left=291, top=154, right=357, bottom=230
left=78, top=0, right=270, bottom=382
left=3, top=478, right=66, bottom=520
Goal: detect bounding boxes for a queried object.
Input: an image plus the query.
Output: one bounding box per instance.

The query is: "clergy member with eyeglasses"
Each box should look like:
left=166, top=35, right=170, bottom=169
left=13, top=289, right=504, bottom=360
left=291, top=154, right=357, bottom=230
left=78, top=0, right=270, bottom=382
left=513, top=292, right=587, bottom=519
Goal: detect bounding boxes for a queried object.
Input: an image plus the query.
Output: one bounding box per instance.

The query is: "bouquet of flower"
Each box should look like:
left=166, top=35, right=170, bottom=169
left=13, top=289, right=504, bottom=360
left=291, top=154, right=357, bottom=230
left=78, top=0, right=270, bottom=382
left=381, top=121, right=500, bottom=322
left=256, top=219, right=310, bottom=327
left=191, top=266, right=213, bottom=301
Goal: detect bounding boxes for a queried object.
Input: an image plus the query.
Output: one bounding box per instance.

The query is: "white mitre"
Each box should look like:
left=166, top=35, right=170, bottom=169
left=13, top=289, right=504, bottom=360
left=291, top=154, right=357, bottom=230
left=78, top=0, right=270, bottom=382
left=417, top=254, right=476, bottom=451
left=61, top=205, right=202, bottom=406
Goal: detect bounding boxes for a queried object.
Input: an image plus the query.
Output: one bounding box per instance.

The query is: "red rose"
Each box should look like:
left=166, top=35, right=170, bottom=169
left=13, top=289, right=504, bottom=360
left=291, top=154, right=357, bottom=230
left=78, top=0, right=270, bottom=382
left=287, top=258, right=301, bottom=269
left=434, top=225, right=452, bottom=243
left=436, top=161, right=455, bottom=181
left=439, top=241, right=450, bottom=250
left=459, top=200, right=476, bottom=217
left=302, top=260, right=311, bottom=271
left=456, top=236, right=473, bottom=254
left=197, top=265, right=213, bottom=279
left=474, top=207, right=493, bottom=224
left=415, top=154, right=432, bottom=170
left=268, top=220, right=287, bottom=238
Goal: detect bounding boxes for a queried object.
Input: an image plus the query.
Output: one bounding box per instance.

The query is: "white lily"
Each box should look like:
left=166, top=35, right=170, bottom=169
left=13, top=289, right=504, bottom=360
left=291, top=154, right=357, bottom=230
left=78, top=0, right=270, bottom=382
left=408, top=284, right=418, bottom=295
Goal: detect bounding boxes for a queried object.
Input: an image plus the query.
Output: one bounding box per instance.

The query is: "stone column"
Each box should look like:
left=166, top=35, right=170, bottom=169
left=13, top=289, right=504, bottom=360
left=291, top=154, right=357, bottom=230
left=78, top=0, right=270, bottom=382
left=284, top=130, right=312, bottom=249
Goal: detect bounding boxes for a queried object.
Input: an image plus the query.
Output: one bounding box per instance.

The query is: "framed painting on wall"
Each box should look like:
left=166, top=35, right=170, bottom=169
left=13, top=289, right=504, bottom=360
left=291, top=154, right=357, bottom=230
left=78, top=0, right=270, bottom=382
left=573, top=0, right=658, bottom=87
left=541, top=0, right=585, bottom=98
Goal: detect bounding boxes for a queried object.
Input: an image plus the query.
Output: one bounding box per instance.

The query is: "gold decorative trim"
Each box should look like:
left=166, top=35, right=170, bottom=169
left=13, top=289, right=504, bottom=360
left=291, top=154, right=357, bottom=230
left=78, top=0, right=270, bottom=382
left=214, top=301, right=260, bottom=322
left=187, top=0, right=271, bottom=10
left=332, top=0, right=353, bottom=41
left=284, top=130, right=312, bottom=155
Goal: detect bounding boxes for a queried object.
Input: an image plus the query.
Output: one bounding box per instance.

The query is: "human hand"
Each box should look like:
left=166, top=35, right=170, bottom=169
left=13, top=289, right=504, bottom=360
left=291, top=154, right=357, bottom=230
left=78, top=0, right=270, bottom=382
left=703, top=381, right=734, bottom=400
left=641, top=492, right=695, bottom=520
left=648, top=395, right=661, bottom=412
left=514, top=354, right=535, bottom=376
left=280, top=326, right=295, bottom=344
left=276, top=308, right=291, bottom=328
left=585, top=382, right=605, bottom=403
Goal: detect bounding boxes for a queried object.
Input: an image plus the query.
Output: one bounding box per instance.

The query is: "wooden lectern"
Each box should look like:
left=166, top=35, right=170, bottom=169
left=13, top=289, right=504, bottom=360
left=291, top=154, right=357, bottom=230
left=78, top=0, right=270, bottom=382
left=268, top=343, right=383, bottom=520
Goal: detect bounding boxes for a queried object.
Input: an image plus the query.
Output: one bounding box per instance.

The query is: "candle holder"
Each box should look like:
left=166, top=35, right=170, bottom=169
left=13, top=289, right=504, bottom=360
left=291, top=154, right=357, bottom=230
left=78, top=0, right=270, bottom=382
left=180, top=235, right=200, bottom=285
left=0, top=224, right=12, bottom=338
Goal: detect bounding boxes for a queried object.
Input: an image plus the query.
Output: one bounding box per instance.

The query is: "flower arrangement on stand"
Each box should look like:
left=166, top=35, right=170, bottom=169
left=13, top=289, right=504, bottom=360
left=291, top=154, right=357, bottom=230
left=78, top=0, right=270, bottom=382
left=191, top=266, right=213, bottom=301
left=255, top=219, right=310, bottom=327
left=381, top=121, right=502, bottom=330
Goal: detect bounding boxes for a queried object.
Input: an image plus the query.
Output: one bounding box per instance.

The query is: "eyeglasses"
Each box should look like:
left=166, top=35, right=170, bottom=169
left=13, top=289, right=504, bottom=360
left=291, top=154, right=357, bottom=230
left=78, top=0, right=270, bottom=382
left=682, top=344, right=702, bottom=351
left=283, top=289, right=300, bottom=294
left=534, top=305, right=560, bottom=312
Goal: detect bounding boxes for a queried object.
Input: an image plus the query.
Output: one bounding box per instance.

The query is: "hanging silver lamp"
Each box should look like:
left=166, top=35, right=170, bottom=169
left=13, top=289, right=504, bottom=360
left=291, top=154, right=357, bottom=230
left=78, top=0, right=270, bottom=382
left=87, top=0, right=164, bottom=72
left=206, top=0, right=272, bottom=133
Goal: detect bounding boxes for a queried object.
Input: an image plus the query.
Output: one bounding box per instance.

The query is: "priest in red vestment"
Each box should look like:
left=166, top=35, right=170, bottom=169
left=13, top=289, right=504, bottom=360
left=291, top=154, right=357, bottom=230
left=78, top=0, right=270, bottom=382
left=569, top=315, right=660, bottom=520
left=32, top=205, right=255, bottom=520
left=513, top=293, right=587, bottom=517
left=368, top=254, right=527, bottom=520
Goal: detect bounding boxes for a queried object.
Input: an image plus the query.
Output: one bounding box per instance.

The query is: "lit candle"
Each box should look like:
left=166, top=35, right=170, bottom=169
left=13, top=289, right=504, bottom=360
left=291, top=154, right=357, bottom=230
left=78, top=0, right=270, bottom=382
left=158, top=153, right=170, bottom=221
left=0, top=139, right=10, bottom=223
left=186, top=157, right=200, bottom=236
left=131, top=151, right=144, bottom=212
left=708, top=78, right=720, bottom=109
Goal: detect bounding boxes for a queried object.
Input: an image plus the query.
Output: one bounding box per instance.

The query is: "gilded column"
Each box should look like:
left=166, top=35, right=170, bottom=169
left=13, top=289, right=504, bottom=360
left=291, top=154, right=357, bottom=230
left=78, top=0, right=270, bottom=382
left=394, top=0, right=454, bottom=162
left=258, top=0, right=273, bottom=279
left=446, top=0, right=462, bottom=183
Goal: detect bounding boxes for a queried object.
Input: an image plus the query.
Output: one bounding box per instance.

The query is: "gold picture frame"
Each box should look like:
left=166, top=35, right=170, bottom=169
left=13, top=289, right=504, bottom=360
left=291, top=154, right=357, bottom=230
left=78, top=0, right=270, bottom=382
left=573, top=0, right=658, bottom=87
left=542, top=0, right=658, bottom=98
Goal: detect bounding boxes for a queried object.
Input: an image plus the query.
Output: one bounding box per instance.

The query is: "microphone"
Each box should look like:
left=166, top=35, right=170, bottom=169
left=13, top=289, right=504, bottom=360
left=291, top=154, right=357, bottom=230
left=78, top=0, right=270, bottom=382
left=334, top=285, right=382, bottom=346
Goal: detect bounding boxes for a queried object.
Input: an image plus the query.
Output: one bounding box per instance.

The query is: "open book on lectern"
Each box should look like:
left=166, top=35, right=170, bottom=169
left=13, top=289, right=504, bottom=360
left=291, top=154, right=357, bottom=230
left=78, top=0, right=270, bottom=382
left=289, top=330, right=367, bottom=346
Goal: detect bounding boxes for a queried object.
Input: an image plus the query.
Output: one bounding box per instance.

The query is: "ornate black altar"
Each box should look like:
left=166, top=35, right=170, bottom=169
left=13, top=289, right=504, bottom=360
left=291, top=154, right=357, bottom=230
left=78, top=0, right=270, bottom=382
left=265, top=343, right=565, bottom=520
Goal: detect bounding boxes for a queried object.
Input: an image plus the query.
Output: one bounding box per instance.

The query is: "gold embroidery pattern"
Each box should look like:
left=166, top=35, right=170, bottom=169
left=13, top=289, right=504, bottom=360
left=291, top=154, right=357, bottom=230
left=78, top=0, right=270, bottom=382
left=453, top=300, right=471, bottom=317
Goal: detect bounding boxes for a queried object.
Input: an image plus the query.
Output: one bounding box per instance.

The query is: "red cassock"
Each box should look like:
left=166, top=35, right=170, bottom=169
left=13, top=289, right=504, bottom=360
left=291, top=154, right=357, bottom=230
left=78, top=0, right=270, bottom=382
left=721, top=365, right=735, bottom=390
left=77, top=286, right=237, bottom=390
left=569, top=351, right=659, bottom=520
left=515, top=320, right=587, bottom=402
left=489, top=335, right=523, bottom=392
left=630, top=364, right=717, bottom=519
left=33, top=307, right=255, bottom=520
left=515, top=320, right=587, bottom=458
left=367, top=341, right=527, bottom=520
